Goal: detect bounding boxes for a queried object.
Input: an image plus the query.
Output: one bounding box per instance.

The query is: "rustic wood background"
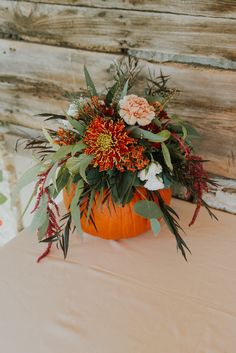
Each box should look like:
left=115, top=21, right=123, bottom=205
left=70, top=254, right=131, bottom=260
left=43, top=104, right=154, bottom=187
left=0, top=0, right=236, bottom=180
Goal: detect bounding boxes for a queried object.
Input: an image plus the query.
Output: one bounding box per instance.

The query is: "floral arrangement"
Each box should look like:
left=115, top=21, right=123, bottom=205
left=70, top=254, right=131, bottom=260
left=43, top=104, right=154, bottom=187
left=15, top=58, right=216, bottom=262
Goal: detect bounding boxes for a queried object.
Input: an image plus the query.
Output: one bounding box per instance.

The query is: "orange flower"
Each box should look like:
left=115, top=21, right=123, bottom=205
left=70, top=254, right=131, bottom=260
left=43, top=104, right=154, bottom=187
left=119, top=95, right=155, bottom=126
left=84, top=116, right=148, bottom=172
left=54, top=128, right=77, bottom=146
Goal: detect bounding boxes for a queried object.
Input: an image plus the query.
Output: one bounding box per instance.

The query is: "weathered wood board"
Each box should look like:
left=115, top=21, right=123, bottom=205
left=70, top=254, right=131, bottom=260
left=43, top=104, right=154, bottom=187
left=15, top=0, right=236, bottom=19
left=0, top=1, right=236, bottom=69
left=0, top=39, right=236, bottom=178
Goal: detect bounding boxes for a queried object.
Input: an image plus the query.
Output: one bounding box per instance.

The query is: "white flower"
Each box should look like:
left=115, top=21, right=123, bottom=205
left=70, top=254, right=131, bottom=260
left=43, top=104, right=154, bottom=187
left=67, top=103, right=79, bottom=117
left=143, top=176, right=165, bottom=191
left=138, top=162, right=164, bottom=190
left=138, top=162, right=163, bottom=181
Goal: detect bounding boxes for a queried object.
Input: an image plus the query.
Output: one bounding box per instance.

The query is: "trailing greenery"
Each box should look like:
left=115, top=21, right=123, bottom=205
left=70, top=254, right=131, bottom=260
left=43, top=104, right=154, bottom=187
left=14, top=58, right=216, bottom=261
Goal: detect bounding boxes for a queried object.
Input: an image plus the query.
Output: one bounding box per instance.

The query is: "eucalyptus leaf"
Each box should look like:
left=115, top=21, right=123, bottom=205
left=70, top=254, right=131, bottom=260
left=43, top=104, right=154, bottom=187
left=42, top=128, right=59, bottom=151
left=106, top=81, right=119, bottom=106
left=153, top=118, right=162, bottom=128
left=86, top=189, right=95, bottom=222
left=118, top=171, right=136, bottom=205
left=134, top=200, right=163, bottom=219
left=185, top=124, right=201, bottom=139
left=71, top=141, right=87, bottom=156
left=20, top=186, right=37, bottom=219
left=45, top=163, right=58, bottom=188
left=145, top=95, right=165, bottom=104
left=87, top=168, right=101, bottom=186
left=150, top=218, right=161, bottom=236
left=50, top=145, right=72, bottom=162
left=29, top=193, right=48, bottom=233
left=130, top=127, right=170, bottom=143
left=70, top=179, right=84, bottom=233
left=78, top=154, right=94, bottom=182
left=84, top=65, right=98, bottom=96
left=67, top=117, right=86, bottom=135
left=67, top=154, right=93, bottom=181
left=56, top=168, right=70, bottom=194
left=182, top=125, right=187, bottom=140
left=163, top=173, right=173, bottom=188
left=12, top=164, right=41, bottom=205
left=37, top=216, right=49, bottom=241
left=66, top=157, right=81, bottom=175
left=120, top=79, right=129, bottom=100
left=161, top=142, right=173, bottom=171
left=62, top=216, right=71, bottom=259
left=0, top=192, right=7, bottom=205
left=170, top=115, right=184, bottom=123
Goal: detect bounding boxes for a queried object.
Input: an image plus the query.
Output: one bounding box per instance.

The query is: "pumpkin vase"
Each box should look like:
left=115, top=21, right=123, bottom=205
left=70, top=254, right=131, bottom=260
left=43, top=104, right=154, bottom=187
left=63, top=186, right=172, bottom=240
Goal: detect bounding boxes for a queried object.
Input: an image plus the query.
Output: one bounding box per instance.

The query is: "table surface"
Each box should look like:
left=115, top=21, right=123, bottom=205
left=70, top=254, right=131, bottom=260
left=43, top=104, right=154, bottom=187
left=0, top=199, right=235, bottom=353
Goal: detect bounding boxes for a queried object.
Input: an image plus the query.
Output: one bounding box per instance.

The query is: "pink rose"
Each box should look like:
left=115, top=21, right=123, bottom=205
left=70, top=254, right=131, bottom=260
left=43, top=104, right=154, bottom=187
left=119, top=94, right=155, bottom=126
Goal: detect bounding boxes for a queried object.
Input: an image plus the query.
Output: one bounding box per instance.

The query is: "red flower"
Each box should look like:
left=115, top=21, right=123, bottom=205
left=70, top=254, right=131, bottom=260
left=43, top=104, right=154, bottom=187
left=84, top=116, right=148, bottom=172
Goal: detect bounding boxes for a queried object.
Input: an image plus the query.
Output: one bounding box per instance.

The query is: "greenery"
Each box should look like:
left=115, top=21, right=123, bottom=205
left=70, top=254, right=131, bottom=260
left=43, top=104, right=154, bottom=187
left=14, top=58, right=217, bottom=261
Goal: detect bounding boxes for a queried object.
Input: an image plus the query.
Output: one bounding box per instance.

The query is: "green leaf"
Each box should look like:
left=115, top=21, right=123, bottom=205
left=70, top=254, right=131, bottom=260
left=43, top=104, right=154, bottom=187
left=185, top=123, right=201, bottom=139
left=0, top=192, right=7, bottom=205
left=50, top=145, right=72, bottom=162
left=70, top=179, right=84, bottom=234
left=12, top=164, right=41, bottom=205
left=66, top=157, right=81, bottom=175
left=182, top=125, right=187, bottom=140
left=150, top=218, right=161, bottom=236
left=56, top=168, right=70, bottom=194
left=130, top=127, right=170, bottom=143
left=71, top=141, right=87, bottom=156
left=110, top=181, right=120, bottom=204
left=47, top=184, right=59, bottom=200
left=134, top=200, right=163, bottom=219
left=170, top=115, right=184, bottom=123
left=153, top=117, right=162, bottom=128
left=86, top=168, right=102, bottom=187
left=20, top=186, right=37, bottom=219
left=120, top=79, right=129, bottom=100
left=61, top=215, right=71, bottom=259
left=68, top=154, right=93, bottom=182
left=45, top=163, right=58, bottom=188
left=86, top=189, right=95, bottom=222
left=42, top=128, right=59, bottom=151
left=29, top=193, right=48, bottom=233
left=67, top=117, right=86, bottom=135
left=66, top=154, right=93, bottom=180
left=0, top=170, right=3, bottom=182
left=118, top=171, right=136, bottom=205
left=145, top=95, right=165, bottom=104
left=162, top=173, right=173, bottom=188
left=106, top=81, right=119, bottom=106
left=161, top=142, right=173, bottom=171
left=37, top=216, right=49, bottom=241
left=84, top=65, right=97, bottom=96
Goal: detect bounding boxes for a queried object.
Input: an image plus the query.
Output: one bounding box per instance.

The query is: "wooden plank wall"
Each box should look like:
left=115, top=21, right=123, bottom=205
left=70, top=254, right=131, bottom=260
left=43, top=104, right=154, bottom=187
left=0, top=0, right=236, bottom=180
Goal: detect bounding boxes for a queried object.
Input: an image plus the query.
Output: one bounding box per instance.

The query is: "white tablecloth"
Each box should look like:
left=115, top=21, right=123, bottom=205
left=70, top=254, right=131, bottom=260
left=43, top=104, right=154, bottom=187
left=0, top=199, right=235, bottom=353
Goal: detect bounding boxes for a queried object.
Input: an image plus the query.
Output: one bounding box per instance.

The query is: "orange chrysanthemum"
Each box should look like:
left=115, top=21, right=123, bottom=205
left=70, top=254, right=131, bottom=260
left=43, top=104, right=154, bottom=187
left=84, top=116, right=148, bottom=172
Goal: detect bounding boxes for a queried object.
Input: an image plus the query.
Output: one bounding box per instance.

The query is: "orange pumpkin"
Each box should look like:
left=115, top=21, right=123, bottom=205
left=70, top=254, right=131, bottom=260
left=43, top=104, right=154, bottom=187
left=63, top=186, right=171, bottom=240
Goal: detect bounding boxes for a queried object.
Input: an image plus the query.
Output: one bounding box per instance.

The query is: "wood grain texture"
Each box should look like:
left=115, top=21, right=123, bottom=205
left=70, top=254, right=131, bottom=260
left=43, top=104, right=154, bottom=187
left=15, top=0, right=236, bottom=19
left=0, top=39, right=235, bottom=178
left=0, top=1, right=236, bottom=69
